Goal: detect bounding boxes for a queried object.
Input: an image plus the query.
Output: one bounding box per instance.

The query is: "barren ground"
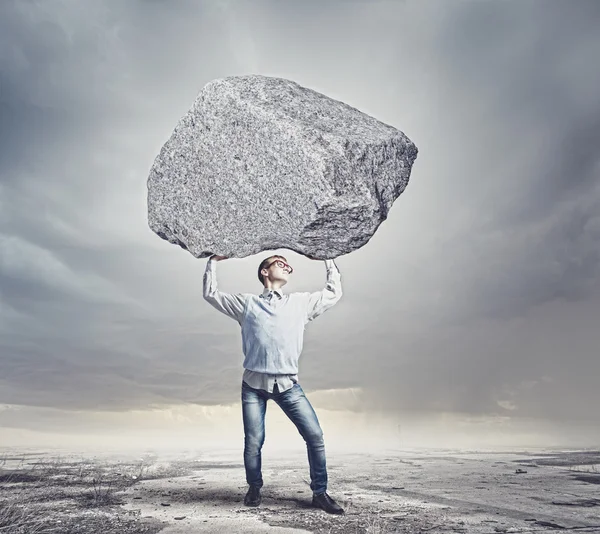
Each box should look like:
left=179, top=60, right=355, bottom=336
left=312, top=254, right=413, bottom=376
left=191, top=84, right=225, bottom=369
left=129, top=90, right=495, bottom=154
left=1, top=447, right=599, bottom=533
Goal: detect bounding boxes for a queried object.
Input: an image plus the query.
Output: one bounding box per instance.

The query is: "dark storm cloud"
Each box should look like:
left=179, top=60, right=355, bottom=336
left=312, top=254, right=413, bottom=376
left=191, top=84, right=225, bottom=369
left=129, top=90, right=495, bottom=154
left=436, top=0, right=600, bottom=217
left=398, top=0, right=600, bottom=323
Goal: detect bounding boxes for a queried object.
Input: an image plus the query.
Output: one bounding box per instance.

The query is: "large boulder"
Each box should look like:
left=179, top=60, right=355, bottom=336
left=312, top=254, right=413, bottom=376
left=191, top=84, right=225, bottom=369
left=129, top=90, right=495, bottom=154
left=147, top=75, right=418, bottom=260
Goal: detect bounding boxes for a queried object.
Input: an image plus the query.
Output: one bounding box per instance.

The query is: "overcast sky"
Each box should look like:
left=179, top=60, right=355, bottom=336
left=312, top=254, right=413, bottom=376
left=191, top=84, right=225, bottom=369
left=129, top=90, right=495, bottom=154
left=1, top=0, right=599, bottom=454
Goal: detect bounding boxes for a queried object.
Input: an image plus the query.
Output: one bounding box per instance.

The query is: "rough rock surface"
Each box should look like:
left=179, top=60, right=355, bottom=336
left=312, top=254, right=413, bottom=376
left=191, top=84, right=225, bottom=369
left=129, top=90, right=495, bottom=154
left=147, top=75, right=418, bottom=259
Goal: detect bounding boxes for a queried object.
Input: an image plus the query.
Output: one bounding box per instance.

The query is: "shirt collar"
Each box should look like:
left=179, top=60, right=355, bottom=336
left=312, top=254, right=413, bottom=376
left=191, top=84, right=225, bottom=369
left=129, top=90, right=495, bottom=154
left=260, top=287, right=283, bottom=299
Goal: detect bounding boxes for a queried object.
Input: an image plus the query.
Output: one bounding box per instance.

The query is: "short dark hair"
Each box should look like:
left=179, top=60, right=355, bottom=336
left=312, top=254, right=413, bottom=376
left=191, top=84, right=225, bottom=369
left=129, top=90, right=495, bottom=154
left=257, top=255, right=287, bottom=286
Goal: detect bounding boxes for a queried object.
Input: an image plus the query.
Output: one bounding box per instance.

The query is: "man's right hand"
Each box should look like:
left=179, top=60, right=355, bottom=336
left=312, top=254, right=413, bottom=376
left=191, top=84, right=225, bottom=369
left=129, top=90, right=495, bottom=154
left=210, top=255, right=228, bottom=261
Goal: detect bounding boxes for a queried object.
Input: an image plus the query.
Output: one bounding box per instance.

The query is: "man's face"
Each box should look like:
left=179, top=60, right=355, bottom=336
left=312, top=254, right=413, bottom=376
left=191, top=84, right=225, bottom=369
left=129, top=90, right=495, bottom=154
left=264, top=257, right=292, bottom=282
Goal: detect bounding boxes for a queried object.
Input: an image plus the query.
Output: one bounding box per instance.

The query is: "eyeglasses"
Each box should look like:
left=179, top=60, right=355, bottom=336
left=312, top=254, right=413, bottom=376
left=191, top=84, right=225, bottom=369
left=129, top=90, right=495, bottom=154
left=265, top=259, right=293, bottom=274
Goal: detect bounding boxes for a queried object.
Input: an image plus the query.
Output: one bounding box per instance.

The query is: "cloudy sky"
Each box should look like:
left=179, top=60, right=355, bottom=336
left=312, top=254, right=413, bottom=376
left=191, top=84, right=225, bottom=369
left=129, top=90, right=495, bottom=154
left=1, top=0, right=599, bottom=454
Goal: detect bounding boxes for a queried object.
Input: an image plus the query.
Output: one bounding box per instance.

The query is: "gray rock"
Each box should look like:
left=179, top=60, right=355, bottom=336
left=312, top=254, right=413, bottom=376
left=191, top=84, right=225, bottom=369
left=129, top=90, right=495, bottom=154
left=147, top=75, right=418, bottom=259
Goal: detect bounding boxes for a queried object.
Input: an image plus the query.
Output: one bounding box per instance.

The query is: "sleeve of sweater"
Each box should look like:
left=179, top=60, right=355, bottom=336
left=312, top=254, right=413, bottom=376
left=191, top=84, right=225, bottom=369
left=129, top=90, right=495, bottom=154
left=203, top=258, right=247, bottom=323
left=304, top=259, right=343, bottom=324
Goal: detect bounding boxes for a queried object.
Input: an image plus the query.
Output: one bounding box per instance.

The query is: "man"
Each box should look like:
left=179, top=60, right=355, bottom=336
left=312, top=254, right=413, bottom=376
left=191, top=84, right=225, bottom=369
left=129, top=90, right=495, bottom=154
left=203, top=252, right=344, bottom=514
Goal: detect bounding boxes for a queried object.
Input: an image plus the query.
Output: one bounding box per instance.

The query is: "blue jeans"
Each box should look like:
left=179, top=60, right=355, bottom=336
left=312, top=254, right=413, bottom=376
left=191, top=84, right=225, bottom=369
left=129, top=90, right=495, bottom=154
left=241, top=380, right=327, bottom=496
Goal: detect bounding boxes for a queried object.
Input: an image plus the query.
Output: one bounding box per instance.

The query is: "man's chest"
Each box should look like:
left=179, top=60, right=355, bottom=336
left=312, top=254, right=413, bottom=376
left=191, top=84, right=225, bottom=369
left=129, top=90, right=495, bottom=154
left=244, top=296, right=302, bottom=327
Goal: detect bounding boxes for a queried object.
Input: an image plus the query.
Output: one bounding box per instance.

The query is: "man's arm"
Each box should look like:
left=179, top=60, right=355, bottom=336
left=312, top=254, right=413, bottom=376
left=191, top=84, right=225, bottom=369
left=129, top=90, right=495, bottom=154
left=304, top=259, right=343, bottom=323
left=203, top=256, right=246, bottom=323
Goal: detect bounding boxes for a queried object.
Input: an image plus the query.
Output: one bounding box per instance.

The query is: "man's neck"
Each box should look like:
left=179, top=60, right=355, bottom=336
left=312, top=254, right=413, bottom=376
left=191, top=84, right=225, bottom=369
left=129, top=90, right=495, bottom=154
left=264, top=284, right=284, bottom=291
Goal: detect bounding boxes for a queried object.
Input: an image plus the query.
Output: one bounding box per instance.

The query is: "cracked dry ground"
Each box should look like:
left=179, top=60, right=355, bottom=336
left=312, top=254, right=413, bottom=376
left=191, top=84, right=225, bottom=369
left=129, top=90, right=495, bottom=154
left=2, top=448, right=600, bottom=533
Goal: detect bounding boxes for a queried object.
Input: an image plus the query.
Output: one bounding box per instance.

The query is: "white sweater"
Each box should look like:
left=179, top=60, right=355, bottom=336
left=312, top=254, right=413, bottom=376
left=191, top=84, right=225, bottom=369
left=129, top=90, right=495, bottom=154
left=203, top=258, right=342, bottom=392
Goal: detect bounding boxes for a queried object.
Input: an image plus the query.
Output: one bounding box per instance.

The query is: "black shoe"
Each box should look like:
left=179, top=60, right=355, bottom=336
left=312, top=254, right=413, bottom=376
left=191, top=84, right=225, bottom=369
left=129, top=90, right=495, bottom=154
left=312, top=492, right=344, bottom=514
left=244, top=485, right=261, bottom=507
